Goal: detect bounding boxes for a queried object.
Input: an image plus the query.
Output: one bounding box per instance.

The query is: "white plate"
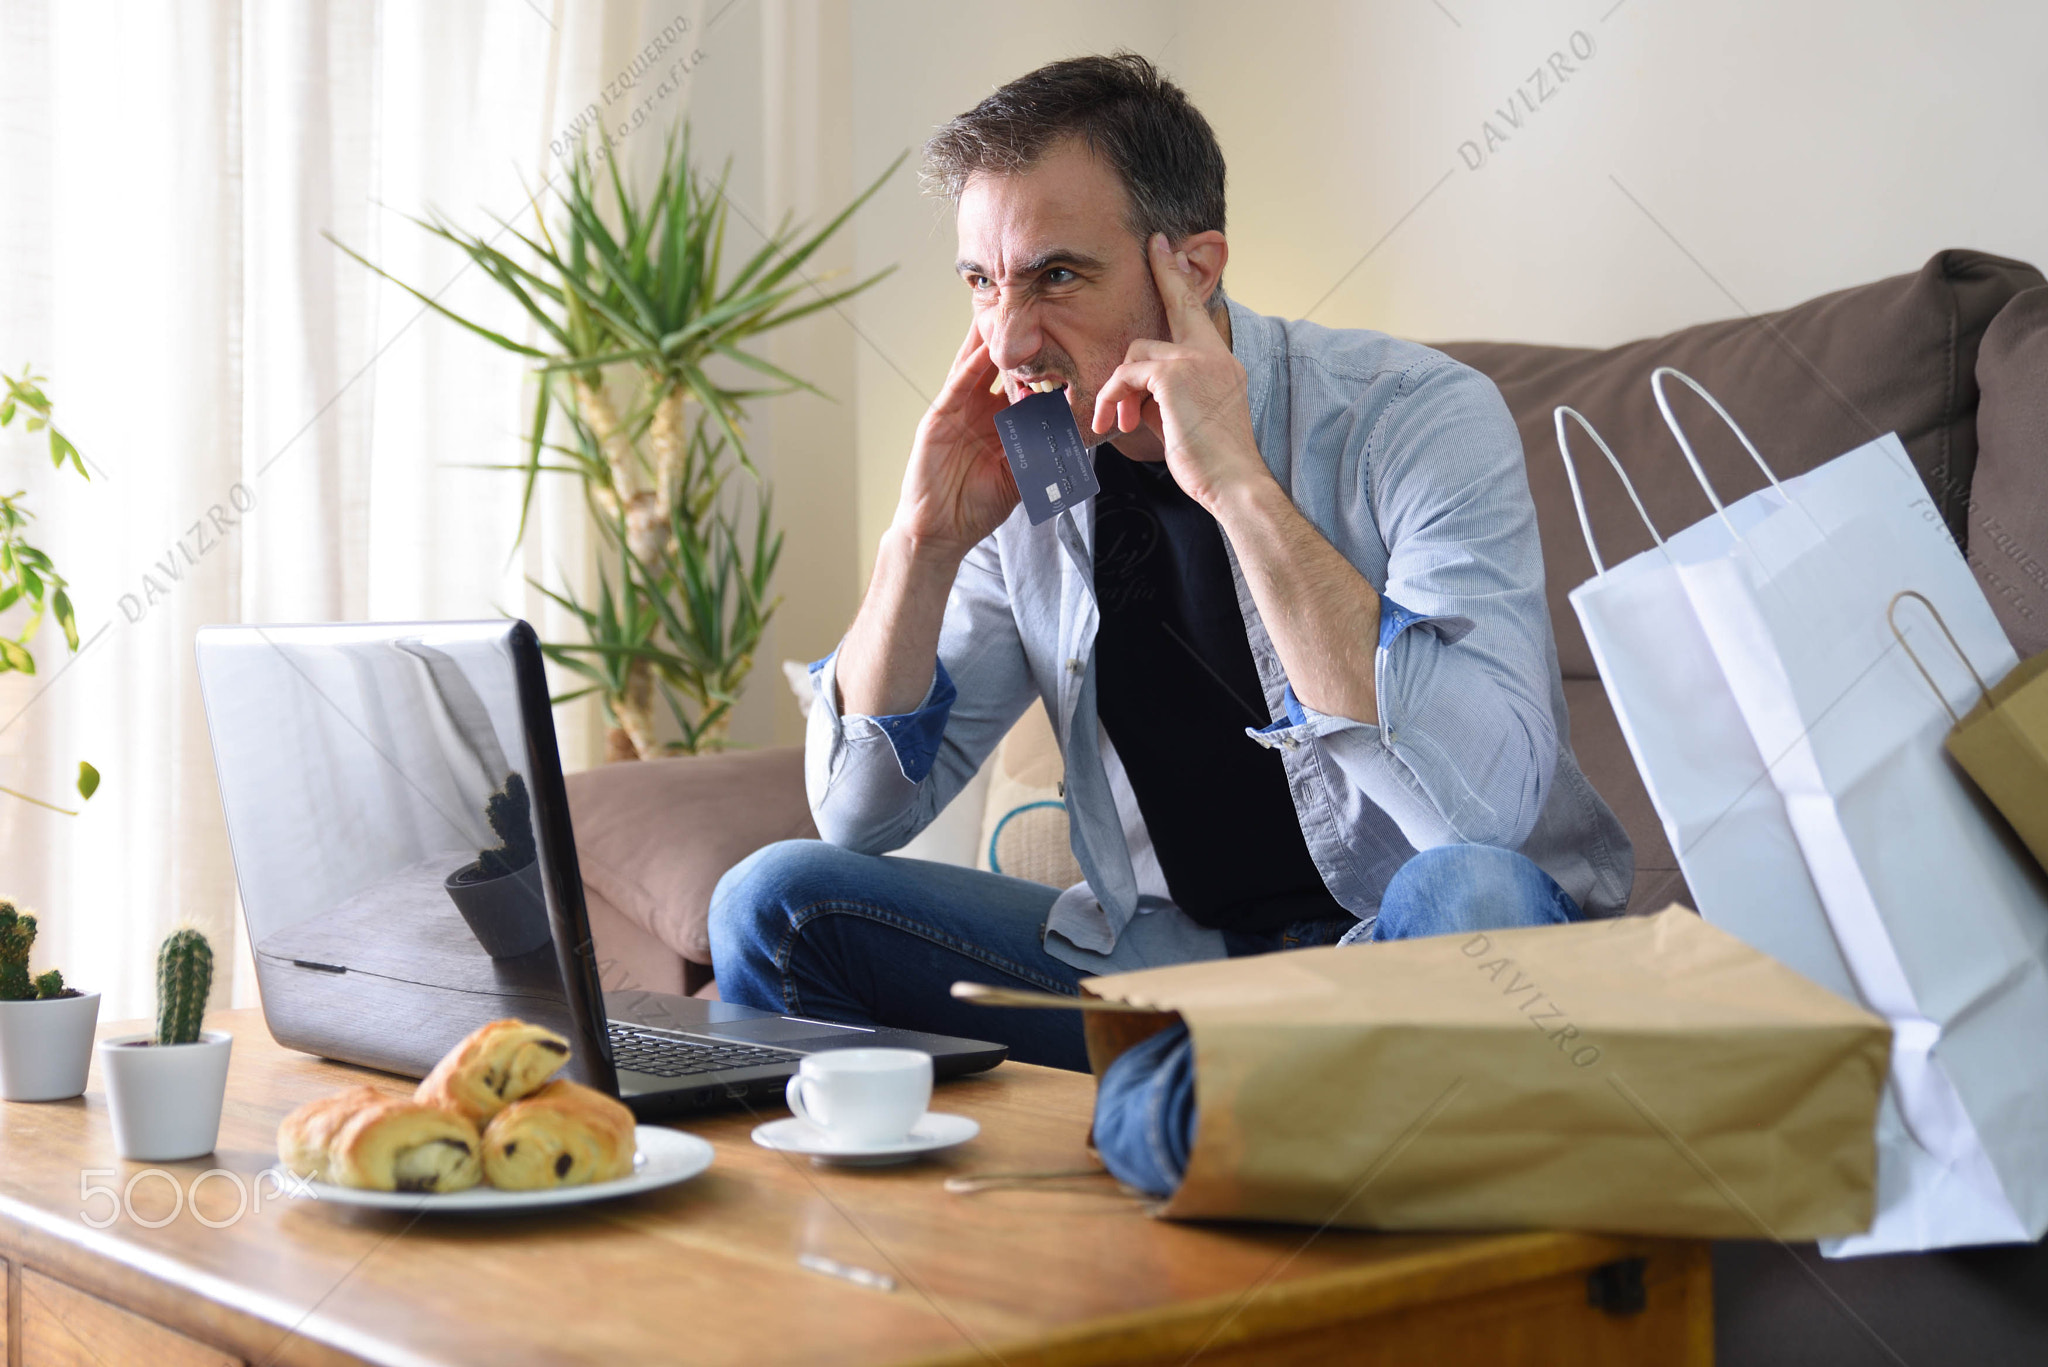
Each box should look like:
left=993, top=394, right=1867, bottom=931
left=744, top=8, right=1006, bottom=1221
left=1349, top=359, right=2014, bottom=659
left=295, top=1125, right=713, bottom=1213
left=751, top=1111, right=979, bottom=1165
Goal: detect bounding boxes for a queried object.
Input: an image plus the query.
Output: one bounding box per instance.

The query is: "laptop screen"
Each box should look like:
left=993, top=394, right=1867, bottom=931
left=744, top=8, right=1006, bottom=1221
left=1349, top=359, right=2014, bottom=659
left=195, top=620, right=611, bottom=1085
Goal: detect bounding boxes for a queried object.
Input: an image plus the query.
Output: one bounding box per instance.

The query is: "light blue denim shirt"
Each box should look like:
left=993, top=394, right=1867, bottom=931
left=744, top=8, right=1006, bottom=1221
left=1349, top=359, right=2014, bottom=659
left=804, top=291, right=1633, bottom=970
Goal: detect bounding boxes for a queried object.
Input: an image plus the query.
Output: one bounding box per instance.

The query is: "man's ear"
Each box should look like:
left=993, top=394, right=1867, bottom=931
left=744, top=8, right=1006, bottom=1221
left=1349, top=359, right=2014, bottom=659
left=1174, top=231, right=1229, bottom=309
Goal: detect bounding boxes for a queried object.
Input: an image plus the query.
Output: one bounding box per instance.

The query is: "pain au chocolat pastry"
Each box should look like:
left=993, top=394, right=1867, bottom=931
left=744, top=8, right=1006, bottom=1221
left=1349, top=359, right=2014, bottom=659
left=278, top=1087, right=484, bottom=1193
left=277, top=1085, right=388, bottom=1184
left=414, top=1018, right=571, bottom=1125
left=481, top=1079, right=638, bottom=1190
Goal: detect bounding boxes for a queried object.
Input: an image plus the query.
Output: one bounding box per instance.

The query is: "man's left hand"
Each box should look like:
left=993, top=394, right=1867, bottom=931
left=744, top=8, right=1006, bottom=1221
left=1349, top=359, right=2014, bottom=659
left=1091, top=233, right=1268, bottom=513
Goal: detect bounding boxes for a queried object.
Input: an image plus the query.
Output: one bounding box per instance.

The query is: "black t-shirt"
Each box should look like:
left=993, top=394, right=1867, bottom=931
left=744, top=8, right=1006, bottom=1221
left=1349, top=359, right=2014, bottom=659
left=1091, top=445, right=1351, bottom=934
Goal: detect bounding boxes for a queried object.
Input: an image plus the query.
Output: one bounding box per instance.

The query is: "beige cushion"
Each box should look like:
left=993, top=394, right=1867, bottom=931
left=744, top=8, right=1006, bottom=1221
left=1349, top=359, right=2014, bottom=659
left=583, top=881, right=686, bottom=996
left=976, top=700, right=1082, bottom=889
left=562, top=748, right=818, bottom=966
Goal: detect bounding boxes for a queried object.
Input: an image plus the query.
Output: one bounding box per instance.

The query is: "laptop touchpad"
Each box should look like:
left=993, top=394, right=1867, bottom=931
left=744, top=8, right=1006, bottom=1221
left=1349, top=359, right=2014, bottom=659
left=710, top=1016, right=876, bottom=1043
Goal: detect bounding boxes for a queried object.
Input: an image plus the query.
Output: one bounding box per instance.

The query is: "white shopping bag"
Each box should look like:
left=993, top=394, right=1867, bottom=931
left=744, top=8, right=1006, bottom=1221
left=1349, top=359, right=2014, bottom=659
left=1555, top=404, right=1861, bottom=1005
left=1554, top=401, right=1930, bottom=1254
left=1653, top=371, right=2048, bottom=1255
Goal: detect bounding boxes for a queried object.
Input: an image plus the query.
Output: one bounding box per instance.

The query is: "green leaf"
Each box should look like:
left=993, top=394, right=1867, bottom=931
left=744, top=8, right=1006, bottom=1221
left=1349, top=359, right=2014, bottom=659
left=23, top=417, right=43, bottom=432
left=708, top=341, right=827, bottom=400
left=323, top=230, right=552, bottom=359
left=0, top=639, right=33, bottom=674
left=51, top=587, right=76, bottom=651
left=49, top=430, right=85, bottom=478
left=0, top=400, right=14, bottom=425
left=745, top=150, right=906, bottom=299
left=533, top=347, right=664, bottom=374
left=76, top=761, right=99, bottom=800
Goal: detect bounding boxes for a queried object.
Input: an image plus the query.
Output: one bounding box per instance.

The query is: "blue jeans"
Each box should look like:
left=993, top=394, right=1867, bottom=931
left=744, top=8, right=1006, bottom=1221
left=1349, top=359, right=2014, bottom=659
left=709, top=841, right=1090, bottom=1069
left=708, top=842, right=1582, bottom=1177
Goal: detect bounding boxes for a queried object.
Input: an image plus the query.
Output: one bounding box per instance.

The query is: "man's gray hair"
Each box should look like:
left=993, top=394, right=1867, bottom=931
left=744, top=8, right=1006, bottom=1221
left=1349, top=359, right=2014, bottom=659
left=921, top=52, right=1228, bottom=267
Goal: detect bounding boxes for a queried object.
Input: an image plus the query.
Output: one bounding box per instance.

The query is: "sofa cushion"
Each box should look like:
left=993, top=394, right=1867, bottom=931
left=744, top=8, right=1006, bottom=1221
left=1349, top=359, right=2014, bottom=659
left=1971, top=286, right=2048, bottom=659
left=1439, top=249, right=2046, bottom=678
left=976, top=700, right=1083, bottom=889
left=584, top=882, right=687, bottom=997
left=563, top=747, right=818, bottom=966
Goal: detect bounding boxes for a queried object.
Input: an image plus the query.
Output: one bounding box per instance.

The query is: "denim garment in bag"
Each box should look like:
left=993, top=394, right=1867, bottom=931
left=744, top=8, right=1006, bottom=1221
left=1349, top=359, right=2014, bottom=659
left=803, top=291, right=1633, bottom=971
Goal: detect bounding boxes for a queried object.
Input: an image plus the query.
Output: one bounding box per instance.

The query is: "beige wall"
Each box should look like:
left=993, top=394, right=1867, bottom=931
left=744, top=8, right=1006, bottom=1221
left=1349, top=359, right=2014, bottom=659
left=828, top=0, right=2045, bottom=568
left=692, top=0, right=2048, bottom=743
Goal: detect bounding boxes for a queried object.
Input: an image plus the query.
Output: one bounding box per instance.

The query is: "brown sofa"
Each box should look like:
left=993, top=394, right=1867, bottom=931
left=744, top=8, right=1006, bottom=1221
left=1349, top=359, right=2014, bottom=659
left=569, top=249, right=2048, bottom=1364
left=569, top=247, right=2048, bottom=1001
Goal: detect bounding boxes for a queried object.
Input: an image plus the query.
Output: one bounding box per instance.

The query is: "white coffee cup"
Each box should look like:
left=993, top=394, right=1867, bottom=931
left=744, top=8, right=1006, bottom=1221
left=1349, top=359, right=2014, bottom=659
left=783, top=1048, right=933, bottom=1146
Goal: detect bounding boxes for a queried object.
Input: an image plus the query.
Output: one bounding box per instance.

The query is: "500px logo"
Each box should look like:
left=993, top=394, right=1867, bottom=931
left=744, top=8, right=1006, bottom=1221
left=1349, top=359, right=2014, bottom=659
left=79, top=1165, right=315, bottom=1229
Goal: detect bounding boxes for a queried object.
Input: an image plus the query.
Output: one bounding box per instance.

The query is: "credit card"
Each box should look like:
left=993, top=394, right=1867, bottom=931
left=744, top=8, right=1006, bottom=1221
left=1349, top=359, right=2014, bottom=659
left=993, top=387, right=1102, bottom=526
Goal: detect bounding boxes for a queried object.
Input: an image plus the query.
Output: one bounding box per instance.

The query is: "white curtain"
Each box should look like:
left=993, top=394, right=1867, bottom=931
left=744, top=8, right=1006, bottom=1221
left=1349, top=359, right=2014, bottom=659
left=0, top=0, right=736, bottom=1020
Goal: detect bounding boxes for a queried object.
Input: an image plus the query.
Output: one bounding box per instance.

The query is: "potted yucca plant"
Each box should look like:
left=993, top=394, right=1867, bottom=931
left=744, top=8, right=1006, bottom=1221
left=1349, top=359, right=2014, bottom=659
left=443, top=771, right=550, bottom=958
left=99, top=928, right=231, bottom=1161
left=327, top=125, right=900, bottom=759
left=0, top=898, right=98, bottom=1101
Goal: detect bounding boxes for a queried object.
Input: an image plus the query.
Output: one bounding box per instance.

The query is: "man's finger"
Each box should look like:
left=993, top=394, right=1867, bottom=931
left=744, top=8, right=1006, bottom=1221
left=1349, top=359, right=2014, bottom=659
left=949, top=312, right=984, bottom=370
left=940, top=334, right=997, bottom=406
left=1092, top=359, right=1162, bottom=435
left=1148, top=232, right=1214, bottom=347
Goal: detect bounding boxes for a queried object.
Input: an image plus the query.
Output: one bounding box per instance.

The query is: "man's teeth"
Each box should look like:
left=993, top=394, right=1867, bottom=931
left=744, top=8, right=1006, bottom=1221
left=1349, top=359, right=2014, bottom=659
left=992, top=376, right=1063, bottom=397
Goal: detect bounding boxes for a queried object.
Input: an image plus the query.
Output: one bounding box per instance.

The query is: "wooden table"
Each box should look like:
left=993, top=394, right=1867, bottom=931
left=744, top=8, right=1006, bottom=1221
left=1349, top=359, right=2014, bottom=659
left=0, top=1009, right=1711, bottom=1366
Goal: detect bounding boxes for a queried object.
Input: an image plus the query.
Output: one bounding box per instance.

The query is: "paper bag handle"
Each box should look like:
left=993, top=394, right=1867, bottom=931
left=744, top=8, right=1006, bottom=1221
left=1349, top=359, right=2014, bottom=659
left=1886, top=589, right=1993, bottom=726
left=1650, top=367, right=1797, bottom=539
left=1553, top=406, right=1664, bottom=579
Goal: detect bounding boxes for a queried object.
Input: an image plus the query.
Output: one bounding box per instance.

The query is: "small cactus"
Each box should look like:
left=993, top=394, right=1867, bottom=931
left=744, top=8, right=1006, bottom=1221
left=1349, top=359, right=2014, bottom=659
left=0, top=898, right=46, bottom=1002
left=32, top=968, right=64, bottom=999
left=155, top=927, right=214, bottom=1046
left=477, top=772, right=536, bottom=878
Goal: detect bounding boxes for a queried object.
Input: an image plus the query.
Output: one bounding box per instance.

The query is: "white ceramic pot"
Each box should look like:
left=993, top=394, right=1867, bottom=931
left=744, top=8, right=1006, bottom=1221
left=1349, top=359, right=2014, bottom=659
left=98, top=1030, right=233, bottom=1161
left=0, top=991, right=102, bottom=1101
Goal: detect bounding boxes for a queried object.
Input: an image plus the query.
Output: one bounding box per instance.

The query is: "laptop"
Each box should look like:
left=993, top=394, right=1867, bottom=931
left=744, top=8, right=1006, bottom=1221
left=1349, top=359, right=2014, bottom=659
left=193, top=619, right=1007, bottom=1119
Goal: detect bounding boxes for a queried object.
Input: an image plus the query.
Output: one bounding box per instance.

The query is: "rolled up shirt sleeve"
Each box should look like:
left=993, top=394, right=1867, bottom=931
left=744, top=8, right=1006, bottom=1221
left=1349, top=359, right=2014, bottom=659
left=809, top=652, right=957, bottom=785
left=1243, top=360, right=1559, bottom=852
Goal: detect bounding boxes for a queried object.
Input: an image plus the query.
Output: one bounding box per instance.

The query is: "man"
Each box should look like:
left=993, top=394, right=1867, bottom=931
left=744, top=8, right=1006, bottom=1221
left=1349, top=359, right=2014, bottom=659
left=709, top=53, right=1631, bottom=1193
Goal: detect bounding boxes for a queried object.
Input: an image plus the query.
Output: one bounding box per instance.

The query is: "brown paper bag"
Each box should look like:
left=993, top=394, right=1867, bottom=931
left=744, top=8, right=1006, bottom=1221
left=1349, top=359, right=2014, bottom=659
left=1892, top=591, right=2048, bottom=875
left=1079, top=906, right=1888, bottom=1241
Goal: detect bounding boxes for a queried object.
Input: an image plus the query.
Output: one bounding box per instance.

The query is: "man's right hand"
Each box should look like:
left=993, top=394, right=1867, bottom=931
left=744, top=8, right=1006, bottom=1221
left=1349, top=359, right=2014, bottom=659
left=892, top=315, right=1019, bottom=560
left=833, top=317, right=1018, bottom=719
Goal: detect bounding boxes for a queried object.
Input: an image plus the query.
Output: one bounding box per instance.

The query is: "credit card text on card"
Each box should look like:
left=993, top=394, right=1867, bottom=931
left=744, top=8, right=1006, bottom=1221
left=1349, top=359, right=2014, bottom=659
left=993, top=388, right=1101, bottom=526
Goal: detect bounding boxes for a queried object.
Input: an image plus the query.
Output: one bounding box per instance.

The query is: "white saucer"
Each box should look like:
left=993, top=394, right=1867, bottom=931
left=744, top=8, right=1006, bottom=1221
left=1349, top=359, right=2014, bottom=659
left=296, top=1126, right=713, bottom=1213
left=751, top=1111, right=979, bottom=1165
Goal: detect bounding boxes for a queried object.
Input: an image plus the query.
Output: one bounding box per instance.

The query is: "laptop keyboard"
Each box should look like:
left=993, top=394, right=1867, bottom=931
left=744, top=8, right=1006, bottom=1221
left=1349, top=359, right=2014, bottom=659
left=605, top=1023, right=799, bottom=1079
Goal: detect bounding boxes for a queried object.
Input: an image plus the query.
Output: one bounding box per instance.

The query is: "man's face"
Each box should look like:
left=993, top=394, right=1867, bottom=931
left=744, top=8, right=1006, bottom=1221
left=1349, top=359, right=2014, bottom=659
left=954, top=137, right=1169, bottom=455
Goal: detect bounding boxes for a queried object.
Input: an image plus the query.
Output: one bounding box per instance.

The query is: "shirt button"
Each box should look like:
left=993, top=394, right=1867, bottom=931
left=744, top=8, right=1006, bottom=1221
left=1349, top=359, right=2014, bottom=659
left=1066, top=657, right=1083, bottom=675
left=1281, top=736, right=1301, bottom=751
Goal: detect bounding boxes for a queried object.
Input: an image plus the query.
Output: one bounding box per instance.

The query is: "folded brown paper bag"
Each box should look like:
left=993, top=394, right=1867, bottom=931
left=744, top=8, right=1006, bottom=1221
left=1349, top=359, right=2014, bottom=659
left=1892, top=591, right=2048, bottom=875
left=1078, top=906, right=1889, bottom=1241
